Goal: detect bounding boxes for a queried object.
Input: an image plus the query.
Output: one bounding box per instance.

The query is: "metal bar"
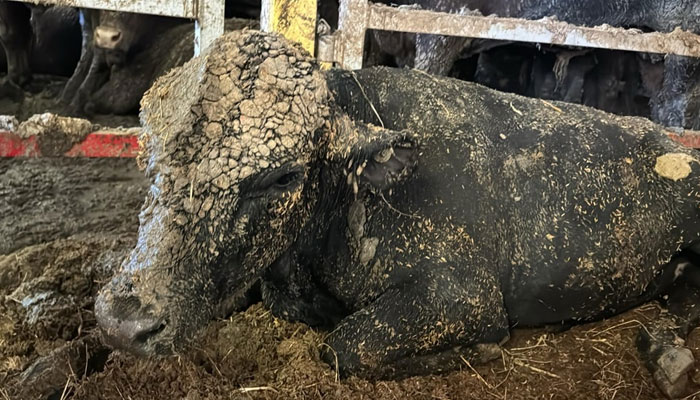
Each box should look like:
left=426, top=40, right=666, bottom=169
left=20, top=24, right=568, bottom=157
left=5, top=0, right=197, bottom=18
left=0, top=130, right=139, bottom=157
left=260, top=0, right=319, bottom=55
left=366, top=3, right=700, bottom=58
left=194, top=0, right=225, bottom=55
left=334, top=0, right=368, bottom=69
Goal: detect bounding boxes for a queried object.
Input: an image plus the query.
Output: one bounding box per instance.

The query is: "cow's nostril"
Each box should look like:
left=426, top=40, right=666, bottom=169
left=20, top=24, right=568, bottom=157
left=133, top=320, right=167, bottom=345
left=95, top=290, right=169, bottom=354
left=110, top=32, right=121, bottom=43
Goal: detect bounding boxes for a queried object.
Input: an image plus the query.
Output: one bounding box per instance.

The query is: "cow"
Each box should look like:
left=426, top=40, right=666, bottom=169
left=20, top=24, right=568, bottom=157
left=60, top=10, right=186, bottom=115
left=61, top=11, right=256, bottom=115
left=0, top=1, right=31, bottom=88
left=94, top=31, right=700, bottom=398
left=0, top=2, right=80, bottom=97
left=61, top=2, right=260, bottom=116
left=371, top=0, right=700, bottom=130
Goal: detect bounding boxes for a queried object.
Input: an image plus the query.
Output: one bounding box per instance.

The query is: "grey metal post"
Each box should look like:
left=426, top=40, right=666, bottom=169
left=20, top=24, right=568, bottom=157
left=195, top=0, right=225, bottom=55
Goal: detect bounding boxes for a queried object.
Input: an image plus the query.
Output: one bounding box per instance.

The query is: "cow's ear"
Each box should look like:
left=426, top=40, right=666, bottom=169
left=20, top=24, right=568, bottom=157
left=348, top=123, right=419, bottom=191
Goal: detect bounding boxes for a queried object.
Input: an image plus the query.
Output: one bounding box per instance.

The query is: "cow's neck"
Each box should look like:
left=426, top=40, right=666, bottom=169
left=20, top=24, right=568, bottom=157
left=273, top=112, right=386, bottom=309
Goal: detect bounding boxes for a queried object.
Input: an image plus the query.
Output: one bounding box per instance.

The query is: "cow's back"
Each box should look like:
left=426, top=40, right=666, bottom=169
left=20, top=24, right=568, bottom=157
left=327, top=67, right=700, bottom=325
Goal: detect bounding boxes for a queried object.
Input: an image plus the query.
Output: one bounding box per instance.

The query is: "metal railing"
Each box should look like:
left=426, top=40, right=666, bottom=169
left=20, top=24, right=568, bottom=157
left=316, top=0, right=700, bottom=69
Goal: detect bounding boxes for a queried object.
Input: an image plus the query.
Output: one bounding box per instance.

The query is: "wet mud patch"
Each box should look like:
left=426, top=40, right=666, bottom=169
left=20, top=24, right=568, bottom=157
left=1, top=158, right=698, bottom=399
left=0, top=158, right=146, bottom=398
left=0, top=74, right=139, bottom=128
left=0, top=158, right=147, bottom=254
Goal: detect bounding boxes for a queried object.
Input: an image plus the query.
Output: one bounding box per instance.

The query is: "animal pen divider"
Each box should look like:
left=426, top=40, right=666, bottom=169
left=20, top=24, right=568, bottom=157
left=2, top=0, right=700, bottom=158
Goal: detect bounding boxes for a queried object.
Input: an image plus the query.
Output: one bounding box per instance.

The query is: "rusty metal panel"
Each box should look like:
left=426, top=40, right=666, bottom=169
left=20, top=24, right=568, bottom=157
left=366, top=4, right=700, bottom=58
left=6, top=0, right=198, bottom=18
left=261, top=0, right=318, bottom=55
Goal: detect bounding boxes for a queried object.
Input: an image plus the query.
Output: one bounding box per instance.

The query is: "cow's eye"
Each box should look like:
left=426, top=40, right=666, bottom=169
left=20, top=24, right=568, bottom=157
left=252, top=165, right=305, bottom=195
left=274, top=171, right=302, bottom=189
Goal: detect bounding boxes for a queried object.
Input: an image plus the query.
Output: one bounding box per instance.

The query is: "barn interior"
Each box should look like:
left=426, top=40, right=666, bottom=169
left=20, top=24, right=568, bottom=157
left=1, top=1, right=700, bottom=399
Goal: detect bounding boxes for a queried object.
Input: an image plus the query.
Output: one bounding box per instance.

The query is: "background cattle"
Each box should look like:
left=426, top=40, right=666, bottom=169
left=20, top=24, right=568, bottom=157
left=370, top=0, right=700, bottom=129
left=2, top=0, right=697, bottom=129
left=60, top=2, right=262, bottom=115
left=0, top=2, right=81, bottom=97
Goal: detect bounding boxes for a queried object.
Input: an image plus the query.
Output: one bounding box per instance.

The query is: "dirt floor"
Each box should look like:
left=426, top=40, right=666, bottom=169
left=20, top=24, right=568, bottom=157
left=0, top=75, right=139, bottom=128
left=1, top=158, right=699, bottom=400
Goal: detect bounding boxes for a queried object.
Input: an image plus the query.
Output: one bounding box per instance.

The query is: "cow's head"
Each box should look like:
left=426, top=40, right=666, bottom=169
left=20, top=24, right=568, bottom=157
left=94, top=10, right=183, bottom=67
left=94, top=31, right=332, bottom=355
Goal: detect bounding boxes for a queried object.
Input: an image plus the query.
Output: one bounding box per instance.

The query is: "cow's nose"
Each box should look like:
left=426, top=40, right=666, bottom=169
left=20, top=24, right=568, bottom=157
left=94, top=26, right=122, bottom=49
left=94, top=288, right=167, bottom=355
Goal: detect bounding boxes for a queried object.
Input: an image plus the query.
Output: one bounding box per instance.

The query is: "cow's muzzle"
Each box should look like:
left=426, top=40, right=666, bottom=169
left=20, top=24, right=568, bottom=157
left=94, top=25, right=122, bottom=50
left=95, top=276, right=170, bottom=356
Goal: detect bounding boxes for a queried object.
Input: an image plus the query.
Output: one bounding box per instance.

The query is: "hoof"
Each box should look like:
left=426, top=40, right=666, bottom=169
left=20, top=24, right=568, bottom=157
left=652, top=346, right=694, bottom=398
left=474, top=343, right=502, bottom=363
left=0, top=79, right=24, bottom=102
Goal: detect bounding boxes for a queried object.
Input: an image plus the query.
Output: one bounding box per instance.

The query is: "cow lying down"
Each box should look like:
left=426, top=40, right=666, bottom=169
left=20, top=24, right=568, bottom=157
left=94, top=31, right=700, bottom=398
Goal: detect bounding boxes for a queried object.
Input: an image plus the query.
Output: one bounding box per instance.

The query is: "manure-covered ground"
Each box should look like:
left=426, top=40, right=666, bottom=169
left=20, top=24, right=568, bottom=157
left=1, top=158, right=698, bottom=400
left=0, top=76, right=139, bottom=128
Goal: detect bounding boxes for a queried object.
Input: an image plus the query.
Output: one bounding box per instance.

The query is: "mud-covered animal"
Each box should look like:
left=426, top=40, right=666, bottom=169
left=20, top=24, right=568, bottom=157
left=372, top=0, right=700, bottom=129
left=95, top=31, right=700, bottom=398
left=62, top=14, right=256, bottom=115
left=0, top=2, right=80, bottom=91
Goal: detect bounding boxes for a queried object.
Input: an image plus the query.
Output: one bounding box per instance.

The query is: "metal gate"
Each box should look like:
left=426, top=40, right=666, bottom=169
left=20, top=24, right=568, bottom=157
left=262, top=0, right=700, bottom=69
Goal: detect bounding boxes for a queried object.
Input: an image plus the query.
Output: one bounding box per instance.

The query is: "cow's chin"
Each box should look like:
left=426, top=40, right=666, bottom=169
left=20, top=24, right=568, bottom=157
left=137, top=307, right=214, bottom=358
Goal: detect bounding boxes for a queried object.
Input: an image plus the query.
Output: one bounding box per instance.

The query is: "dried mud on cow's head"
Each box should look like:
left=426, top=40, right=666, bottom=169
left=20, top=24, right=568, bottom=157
left=95, top=30, right=333, bottom=355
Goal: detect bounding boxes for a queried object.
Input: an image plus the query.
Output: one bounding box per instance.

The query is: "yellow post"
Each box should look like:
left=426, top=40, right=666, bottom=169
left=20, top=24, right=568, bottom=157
left=260, top=0, right=318, bottom=56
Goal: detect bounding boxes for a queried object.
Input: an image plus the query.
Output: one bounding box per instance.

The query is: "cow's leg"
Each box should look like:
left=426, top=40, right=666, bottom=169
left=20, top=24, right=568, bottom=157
left=261, top=252, right=348, bottom=329
left=321, top=268, right=509, bottom=379
left=0, top=1, right=31, bottom=86
left=651, top=56, right=700, bottom=129
left=414, top=34, right=471, bottom=76
left=61, top=9, right=109, bottom=114
left=369, top=30, right=416, bottom=68
left=413, top=7, right=478, bottom=76
left=61, top=9, right=98, bottom=110
left=67, top=48, right=108, bottom=115
left=637, top=258, right=700, bottom=398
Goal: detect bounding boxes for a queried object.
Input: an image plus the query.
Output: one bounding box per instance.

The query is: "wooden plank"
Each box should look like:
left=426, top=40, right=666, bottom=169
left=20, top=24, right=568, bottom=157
left=667, top=131, right=700, bottom=149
